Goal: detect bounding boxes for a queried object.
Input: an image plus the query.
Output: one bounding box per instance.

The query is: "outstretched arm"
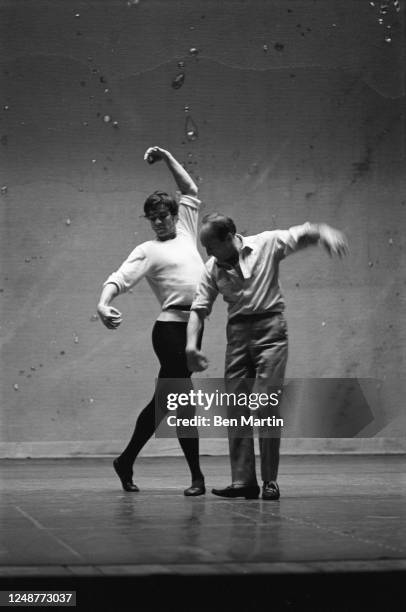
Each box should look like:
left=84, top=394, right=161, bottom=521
left=287, top=223, right=348, bottom=258
left=298, top=223, right=349, bottom=257
left=97, top=283, right=123, bottom=330
left=144, top=146, right=198, bottom=196
left=186, top=310, right=209, bottom=372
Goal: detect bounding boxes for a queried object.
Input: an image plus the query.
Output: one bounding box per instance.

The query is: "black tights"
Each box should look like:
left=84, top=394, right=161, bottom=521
left=118, top=321, right=203, bottom=483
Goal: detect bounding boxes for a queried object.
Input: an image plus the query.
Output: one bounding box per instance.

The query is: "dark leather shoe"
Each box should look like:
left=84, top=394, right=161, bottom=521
left=212, top=484, right=260, bottom=499
left=113, top=458, right=139, bottom=492
left=262, top=481, right=280, bottom=500
left=184, top=480, right=206, bottom=497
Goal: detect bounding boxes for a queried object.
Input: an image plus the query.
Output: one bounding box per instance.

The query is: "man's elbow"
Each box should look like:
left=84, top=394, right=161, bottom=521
left=184, top=182, right=198, bottom=197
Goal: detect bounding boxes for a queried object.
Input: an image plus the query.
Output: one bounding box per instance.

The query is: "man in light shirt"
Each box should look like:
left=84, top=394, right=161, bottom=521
left=186, top=212, right=348, bottom=500
left=97, top=147, right=206, bottom=496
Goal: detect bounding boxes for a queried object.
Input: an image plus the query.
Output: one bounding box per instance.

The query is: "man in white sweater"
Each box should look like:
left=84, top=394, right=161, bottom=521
left=97, top=147, right=206, bottom=496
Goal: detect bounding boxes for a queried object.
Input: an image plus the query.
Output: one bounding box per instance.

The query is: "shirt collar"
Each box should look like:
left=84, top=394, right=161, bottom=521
left=237, top=234, right=255, bottom=253
left=214, top=234, right=255, bottom=274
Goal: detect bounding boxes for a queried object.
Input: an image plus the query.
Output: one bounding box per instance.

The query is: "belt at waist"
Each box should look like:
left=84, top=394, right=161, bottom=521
left=228, top=310, right=283, bottom=324
left=163, top=304, right=192, bottom=311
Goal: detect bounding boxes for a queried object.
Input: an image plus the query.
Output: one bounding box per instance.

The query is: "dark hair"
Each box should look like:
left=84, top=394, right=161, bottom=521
left=201, top=212, right=236, bottom=240
left=143, top=191, right=179, bottom=217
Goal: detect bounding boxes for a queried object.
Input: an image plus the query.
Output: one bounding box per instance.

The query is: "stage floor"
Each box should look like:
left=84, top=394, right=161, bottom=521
left=1, top=455, right=405, bottom=610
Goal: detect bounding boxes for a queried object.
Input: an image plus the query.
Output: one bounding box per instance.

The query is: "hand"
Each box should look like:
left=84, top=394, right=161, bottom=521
left=97, top=304, right=123, bottom=330
left=319, top=225, right=349, bottom=258
left=144, top=146, right=169, bottom=165
left=186, top=348, right=209, bottom=372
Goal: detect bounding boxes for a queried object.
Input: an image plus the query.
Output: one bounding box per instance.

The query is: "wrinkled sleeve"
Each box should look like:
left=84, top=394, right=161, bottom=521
left=103, top=245, right=150, bottom=294
left=191, top=263, right=219, bottom=316
left=176, top=193, right=201, bottom=241
left=269, top=223, right=313, bottom=260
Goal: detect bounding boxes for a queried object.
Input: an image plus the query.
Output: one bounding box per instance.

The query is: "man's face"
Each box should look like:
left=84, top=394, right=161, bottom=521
left=146, top=204, right=177, bottom=241
left=200, top=225, right=239, bottom=265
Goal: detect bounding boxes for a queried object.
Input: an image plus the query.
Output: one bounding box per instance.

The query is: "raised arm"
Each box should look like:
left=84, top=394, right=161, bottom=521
left=144, top=146, right=198, bottom=196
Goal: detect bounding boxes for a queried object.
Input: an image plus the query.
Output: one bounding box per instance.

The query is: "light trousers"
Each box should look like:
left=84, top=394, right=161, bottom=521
left=224, top=312, right=288, bottom=484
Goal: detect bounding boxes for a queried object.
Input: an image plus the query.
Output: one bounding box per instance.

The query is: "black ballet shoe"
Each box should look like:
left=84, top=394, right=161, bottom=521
left=184, top=480, right=206, bottom=496
left=113, top=458, right=139, bottom=492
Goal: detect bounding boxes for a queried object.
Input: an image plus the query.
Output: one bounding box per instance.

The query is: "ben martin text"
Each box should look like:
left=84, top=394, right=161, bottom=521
left=166, top=415, right=284, bottom=427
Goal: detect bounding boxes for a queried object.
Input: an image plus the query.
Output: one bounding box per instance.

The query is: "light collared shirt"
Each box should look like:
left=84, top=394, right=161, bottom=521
left=191, top=223, right=313, bottom=319
left=104, top=194, right=205, bottom=322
